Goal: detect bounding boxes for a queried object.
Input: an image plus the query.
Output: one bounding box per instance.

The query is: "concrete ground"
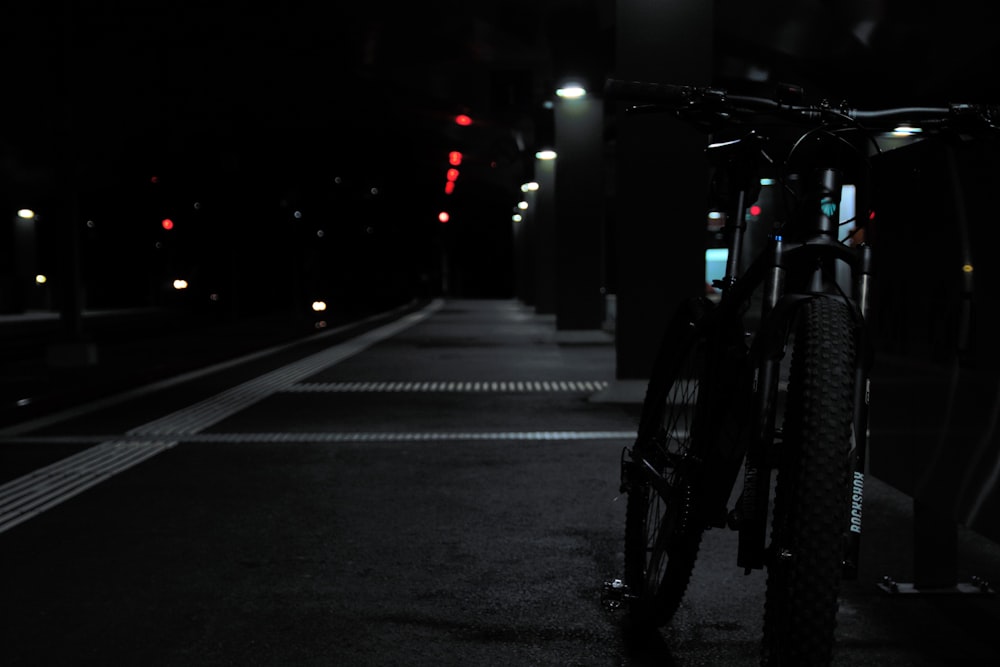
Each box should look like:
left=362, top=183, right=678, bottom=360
left=0, top=298, right=997, bottom=666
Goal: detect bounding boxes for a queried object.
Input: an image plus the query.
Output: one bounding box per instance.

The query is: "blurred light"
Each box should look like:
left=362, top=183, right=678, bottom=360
left=35, top=274, right=47, bottom=285
left=749, top=204, right=762, bottom=217
left=161, top=218, right=174, bottom=230
left=517, top=201, right=529, bottom=210
left=520, top=182, right=539, bottom=192
left=760, top=178, right=775, bottom=186
left=172, top=279, right=188, bottom=290
left=438, top=211, right=450, bottom=223
left=535, top=150, right=557, bottom=160
left=444, top=181, right=455, bottom=194
left=209, top=293, right=220, bottom=301
left=370, top=187, right=379, bottom=195
left=150, top=175, right=159, bottom=184
left=315, top=320, right=327, bottom=329
left=963, top=264, right=974, bottom=273
left=312, top=300, right=327, bottom=312
left=555, top=85, right=587, bottom=99
left=892, top=125, right=923, bottom=136
left=512, top=214, right=523, bottom=222
left=446, top=168, right=459, bottom=182
left=293, top=210, right=303, bottom=219
left=17, top=209, right=35, bottom=220
left=449, top=151, right=463, bottom=166
left=455, top=114, right=472, bottom=126
left=708, top=211, right=723, bottom=220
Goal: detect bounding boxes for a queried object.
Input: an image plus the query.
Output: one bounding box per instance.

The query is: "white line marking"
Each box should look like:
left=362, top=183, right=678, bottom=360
left=128, top=301, right=442, bottom=437
left=162, top=431, right=636, bottom=443
left=283, top=380, right=610, bottom=393
left=0, top=441, right=178, bottom=533
left=0, top=300, right=443, bottom=534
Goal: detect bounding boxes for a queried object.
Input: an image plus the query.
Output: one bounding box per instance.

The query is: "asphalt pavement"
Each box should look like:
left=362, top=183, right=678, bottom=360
left=0, top=298, right=998, bottom=666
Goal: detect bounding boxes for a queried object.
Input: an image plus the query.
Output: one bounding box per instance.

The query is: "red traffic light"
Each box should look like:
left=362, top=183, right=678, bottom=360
left=449, top=151, right=463, bottom=166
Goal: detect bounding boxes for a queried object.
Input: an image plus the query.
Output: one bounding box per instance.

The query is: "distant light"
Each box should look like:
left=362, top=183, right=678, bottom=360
left=446, top=168, right=459, bottom=182
left=535, top=150, right=557, bottom=160
left=161, top=218, right=174, bottom=230
left=438, top=211, right=450, bottom=223
left=517, top=201, right=529, bottom=210
left=455, top=114, right=473, bottom=126
left=293, top=210, right=303, bottom=219
left=35, top=274, right=47, bottom=285
left=760, top=178, right=775, bottom=186
left=370, top=187, right=379, bottom=195
left=963, top=264, right=974, bottom=273
left=312, top=300, right=327, bottom=312
left=749, top=204, right=762, bottom=217
left=512, top=214, right=523, bottom=222
left=555, top=85, right=587, bottom=99
left=521, top=182, right=539, bottom=192
left=17, top=209, right=35, bottom=220
left=449, top=151, right=463, bottom=166
left=892, top=125, right=923, bottom=136
left=150, top=175, right=159, bottom=184
left=444, top=181, right=455, bottom=194
left=172, top=279, right=188, bottom=290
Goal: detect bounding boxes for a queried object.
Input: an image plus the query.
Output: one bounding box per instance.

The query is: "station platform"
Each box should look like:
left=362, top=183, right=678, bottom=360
left=0, top=298, right=998, bottom=666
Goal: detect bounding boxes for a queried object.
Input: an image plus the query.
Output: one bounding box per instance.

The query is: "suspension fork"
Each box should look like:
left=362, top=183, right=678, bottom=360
left=736, top=235, right=786, bottom=572
left=844, top=242, right=874, bottom=579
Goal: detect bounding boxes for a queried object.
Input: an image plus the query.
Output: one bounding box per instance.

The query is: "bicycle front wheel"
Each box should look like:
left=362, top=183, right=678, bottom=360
left=761, top=296, right=856, bottom=666
left=623, top=297, right=715, bottom=628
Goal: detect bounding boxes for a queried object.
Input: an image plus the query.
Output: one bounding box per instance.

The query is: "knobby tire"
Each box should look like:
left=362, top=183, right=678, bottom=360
left=761, top=296, right=856, bottom=666
left=624, top=297, right=715, bottom=629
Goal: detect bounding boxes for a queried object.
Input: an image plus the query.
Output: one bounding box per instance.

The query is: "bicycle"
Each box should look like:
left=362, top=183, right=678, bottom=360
left=601, top=78, right=999, bottom=665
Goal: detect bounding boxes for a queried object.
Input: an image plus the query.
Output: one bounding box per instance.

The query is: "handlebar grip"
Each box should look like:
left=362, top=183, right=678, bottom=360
left=604, top=78, right=694, bottom=104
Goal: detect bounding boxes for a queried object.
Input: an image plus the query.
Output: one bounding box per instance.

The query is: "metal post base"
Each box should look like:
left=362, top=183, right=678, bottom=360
left=878, top=575, right=995, bottom=596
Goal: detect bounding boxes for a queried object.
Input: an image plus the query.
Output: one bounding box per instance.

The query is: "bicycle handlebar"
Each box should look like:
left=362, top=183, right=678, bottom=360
left=604, top=78, right=1000, bottom=130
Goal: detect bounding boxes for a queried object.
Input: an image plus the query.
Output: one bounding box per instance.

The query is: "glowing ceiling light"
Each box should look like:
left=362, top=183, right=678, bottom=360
left=555, top=85, right=587, bottom=99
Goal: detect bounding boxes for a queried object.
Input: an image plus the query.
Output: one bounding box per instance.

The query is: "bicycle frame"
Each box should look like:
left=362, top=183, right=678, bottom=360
left=702, top=163, right=875, bottom=579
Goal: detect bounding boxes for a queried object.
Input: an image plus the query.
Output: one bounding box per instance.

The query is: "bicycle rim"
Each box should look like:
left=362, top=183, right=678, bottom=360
left=761, top=296, right=856, bottom=666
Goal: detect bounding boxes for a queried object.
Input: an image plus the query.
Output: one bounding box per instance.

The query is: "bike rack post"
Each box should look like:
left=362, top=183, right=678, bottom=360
left=878, top=498, right=995, bottom=596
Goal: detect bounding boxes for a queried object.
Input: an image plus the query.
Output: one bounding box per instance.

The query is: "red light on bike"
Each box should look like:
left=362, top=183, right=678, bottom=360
left=455, top=114, right=472, bottom=126
left=750, top=204, right=762, bottom=217
left=449, top=151, right=463, bottom=166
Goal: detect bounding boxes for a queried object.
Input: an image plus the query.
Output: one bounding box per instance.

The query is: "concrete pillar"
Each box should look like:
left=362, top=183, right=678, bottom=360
left=554, top=94, right=605, bottom=330
left=611, top=0, right=713, bottom=380
left=532, top=155, right=557, bottom=314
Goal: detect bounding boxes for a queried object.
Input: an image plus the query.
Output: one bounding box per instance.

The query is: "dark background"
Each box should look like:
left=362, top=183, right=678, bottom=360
left=2, top=0, right=1000, bottom=318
